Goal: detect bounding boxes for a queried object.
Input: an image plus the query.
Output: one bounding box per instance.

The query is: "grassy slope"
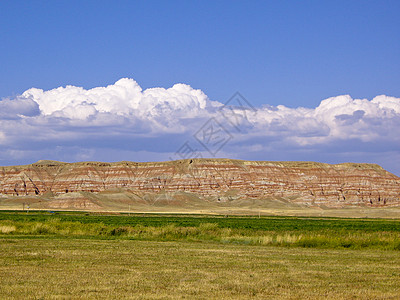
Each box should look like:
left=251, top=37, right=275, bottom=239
left=2, top=193, right=400, bottom=218
left=1, top=238, right=399, bottom=299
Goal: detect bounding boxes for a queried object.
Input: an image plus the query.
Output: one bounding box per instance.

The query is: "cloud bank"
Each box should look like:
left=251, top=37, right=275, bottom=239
left=0, top=78, right=399, bottom=175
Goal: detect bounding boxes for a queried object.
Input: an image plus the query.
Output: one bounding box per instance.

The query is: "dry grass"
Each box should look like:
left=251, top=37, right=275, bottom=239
left=0, top=225, right=16, bottom=233
left=2, top=218, right=400, bottom=250
left=0, top=238, right=399, bottom=299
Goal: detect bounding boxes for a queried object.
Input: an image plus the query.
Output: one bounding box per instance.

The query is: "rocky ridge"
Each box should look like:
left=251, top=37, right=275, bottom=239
left=0, top=159, right=399, bottom=208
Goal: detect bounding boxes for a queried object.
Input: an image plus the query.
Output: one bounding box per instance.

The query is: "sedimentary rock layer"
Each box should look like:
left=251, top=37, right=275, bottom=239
left=0, top=159, right=399, bottom=207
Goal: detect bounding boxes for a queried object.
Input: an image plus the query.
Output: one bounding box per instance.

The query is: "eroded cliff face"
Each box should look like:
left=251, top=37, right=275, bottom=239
left=0, top=159, right=399, bottom=208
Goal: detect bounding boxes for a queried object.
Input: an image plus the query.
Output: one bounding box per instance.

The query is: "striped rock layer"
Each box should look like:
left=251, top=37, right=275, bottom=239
left=1, top=159, right=399, bottom=208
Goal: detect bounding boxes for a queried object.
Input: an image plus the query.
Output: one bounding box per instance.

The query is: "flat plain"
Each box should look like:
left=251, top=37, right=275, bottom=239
left=1, top=211, right=400, bottom=299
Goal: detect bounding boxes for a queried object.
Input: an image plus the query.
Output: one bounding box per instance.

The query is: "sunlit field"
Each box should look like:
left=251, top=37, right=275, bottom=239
left=1, top=211, right=399, bottom=298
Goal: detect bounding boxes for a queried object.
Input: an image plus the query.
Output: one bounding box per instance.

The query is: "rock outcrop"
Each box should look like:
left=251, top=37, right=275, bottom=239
left=0, top=159, right=399, bottom=208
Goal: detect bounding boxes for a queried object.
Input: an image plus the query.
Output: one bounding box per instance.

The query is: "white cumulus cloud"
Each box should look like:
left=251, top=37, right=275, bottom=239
left=22, top=78, right=212, bottom=119
left=0, top=78, right=399, bottom=175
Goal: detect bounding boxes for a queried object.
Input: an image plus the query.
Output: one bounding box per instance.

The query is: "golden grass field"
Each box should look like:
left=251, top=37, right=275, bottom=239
left=1, top=238, right=399, bottom=299
left=1, top=210, right=399, bottom=299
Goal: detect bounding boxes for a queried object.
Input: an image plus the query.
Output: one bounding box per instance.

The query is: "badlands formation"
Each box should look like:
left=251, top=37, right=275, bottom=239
left=0, top=159, right=399, bottom=212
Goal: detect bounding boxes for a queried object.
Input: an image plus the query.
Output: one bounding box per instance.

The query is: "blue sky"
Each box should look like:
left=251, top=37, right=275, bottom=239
left=1, top=1, right=400, bottom=175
